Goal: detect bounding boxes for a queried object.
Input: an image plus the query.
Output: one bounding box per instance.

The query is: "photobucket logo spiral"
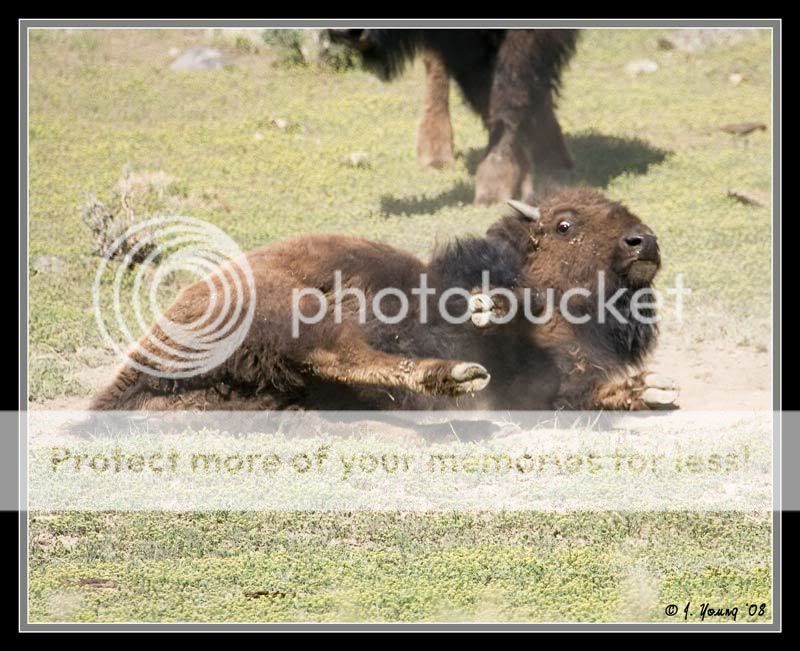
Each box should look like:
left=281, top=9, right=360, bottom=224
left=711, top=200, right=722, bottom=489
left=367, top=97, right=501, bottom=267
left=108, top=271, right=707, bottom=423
left=92, top=216, right=256, bottom=379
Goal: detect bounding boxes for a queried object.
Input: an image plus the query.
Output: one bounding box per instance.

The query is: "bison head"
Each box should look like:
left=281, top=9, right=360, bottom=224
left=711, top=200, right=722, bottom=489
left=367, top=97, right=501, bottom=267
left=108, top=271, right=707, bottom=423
left=328, top=29, right=420, bottom=80
left=519, top=187, right=660, bottom=291
left=495, top=187, right=661, bottom=365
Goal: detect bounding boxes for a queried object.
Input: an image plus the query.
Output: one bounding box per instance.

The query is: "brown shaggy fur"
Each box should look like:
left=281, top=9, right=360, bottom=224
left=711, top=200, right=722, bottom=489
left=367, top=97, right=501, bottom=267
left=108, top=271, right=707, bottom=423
left=329, top=29, right=578, bottom=204
left=92, top=188, right=662, bottom=412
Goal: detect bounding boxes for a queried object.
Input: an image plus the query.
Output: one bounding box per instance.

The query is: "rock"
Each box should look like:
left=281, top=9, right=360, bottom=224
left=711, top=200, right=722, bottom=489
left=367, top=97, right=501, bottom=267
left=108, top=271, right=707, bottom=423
left=31, top=255, right=65, bottom=274
left=641, top=388, right=680, bottom=409
left=625, top=59, right=659, bottom=75
left=346, top=152, right=371, bottom=168
left=170, top=47, right=225, bottom=71
left=660, top=29, right=757, bottom=54
left=58, top=535, right=80, bottom=550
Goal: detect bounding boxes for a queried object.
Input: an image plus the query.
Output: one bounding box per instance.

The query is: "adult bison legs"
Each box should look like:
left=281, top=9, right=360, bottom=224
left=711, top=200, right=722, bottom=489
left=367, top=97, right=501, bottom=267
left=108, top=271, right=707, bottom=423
left=477, top=98, right=573, bottom=205
left=524, top=94, right=575, bottom=201
left=416, top=50, right=455, bottom=169
left=475, top=32, right=574, bottom=204
left=517, top=99, right=575, bottom=203
left=305, top=333, right=490, bottom=396
left=473, top=31, right=534, bottom=205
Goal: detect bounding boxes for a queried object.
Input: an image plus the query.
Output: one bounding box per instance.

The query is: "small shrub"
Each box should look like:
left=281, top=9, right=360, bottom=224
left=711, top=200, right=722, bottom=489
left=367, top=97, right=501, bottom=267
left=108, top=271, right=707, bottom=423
left=261, top=29, right=360, bottom=71
left=81, top=166, right=181, bottom=263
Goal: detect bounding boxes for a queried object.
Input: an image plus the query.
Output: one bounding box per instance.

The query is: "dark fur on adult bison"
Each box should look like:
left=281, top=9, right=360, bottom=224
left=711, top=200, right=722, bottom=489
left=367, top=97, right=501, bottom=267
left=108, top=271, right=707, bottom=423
left=92, top=188, right=678, bottom=412
left=328, top=29, right=578, bottom=205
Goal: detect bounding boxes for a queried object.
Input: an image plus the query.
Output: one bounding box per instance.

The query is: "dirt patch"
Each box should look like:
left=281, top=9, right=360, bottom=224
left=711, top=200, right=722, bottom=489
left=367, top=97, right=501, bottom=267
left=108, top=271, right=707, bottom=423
left=77, top=578, right=119, bottom=589
left=43, top=589, right=84, bottom=621
left=73, top=363, right=120, bottom=396
left=30, top=330, right=771, bottom=413
left=658, top=29, right=761, bottom=53
left=648, top=329, right=771, bottom=411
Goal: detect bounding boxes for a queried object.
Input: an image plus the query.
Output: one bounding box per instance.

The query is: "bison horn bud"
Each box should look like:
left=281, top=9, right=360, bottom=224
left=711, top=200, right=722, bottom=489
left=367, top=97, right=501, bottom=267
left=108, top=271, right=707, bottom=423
left=507, top=200, right=541, bottom=222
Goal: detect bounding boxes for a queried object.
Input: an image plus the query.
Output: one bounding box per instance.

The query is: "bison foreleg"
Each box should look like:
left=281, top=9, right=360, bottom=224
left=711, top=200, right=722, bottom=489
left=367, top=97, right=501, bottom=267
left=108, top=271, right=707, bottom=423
left=474, top=32, right=544, bottom=204
left=416, top=50, right=455, bottom=169
left=494, top=95, right=574, bottom=205
left=520, top=94, right=575, bottom=202
left=475, top=31, right=575, bottom=204
left=305, top=343, right=490, bottom=397
left=592, top=371, right=680, bottom=410
left=474, top=139, right=525, bottom=205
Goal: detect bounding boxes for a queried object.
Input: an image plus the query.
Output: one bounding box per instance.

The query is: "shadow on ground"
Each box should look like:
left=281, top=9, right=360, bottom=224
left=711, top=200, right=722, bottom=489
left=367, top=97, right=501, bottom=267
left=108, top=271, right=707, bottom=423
left=380, top=132, right=670, bottom=216
left=380, top=181, right=474, bottom=216
left=568, top=131, right=671, bottom=187
left=464, top=132, right=671, bottom=185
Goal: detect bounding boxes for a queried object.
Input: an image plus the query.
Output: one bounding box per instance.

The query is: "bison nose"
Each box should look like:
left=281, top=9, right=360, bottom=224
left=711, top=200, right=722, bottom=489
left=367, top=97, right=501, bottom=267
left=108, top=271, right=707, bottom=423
left=622, top=229, right=659, bottom=262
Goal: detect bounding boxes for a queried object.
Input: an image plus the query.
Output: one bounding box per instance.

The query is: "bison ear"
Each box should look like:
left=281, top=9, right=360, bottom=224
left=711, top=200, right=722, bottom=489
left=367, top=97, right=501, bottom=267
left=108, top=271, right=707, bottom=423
left=507, top=200, right=540, bottom=223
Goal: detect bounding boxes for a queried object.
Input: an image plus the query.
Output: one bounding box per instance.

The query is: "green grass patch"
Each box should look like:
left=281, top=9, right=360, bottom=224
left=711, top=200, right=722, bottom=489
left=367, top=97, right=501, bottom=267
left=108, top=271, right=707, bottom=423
left=29, top=511, right=771, bottom=623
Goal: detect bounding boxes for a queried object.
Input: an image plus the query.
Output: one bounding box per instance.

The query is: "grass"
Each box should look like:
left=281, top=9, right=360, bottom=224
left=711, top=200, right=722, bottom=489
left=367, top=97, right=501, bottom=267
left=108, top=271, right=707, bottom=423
left=29, top=511, right=771, bottom=623
left=26, top=28, right=774, bottom=623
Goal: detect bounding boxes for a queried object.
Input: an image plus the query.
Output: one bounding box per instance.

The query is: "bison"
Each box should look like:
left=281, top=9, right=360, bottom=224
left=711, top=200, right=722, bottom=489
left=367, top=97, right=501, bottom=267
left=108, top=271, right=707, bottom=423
left=328, top=29, right=579, bottom=205
left=92, top=188, right=677, bottom=412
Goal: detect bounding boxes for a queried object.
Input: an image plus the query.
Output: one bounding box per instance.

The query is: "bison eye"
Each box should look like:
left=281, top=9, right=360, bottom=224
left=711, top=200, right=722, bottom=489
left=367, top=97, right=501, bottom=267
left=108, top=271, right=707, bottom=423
left=556, top=220, right=572, bottom=234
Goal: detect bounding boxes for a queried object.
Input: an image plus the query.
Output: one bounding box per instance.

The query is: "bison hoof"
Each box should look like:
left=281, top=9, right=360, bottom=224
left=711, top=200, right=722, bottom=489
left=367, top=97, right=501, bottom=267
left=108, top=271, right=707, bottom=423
left=420, top=155, right=455, bottom=170
left=418, top=147, right=455, bottom=170
left=474, top=186, right=515, bottom=206
left=474, top=153, right=519, bottom=205
left=641, top=373, right=679, bottom=409
left=450, top=362, right=491, bottom=394
left=468, top=293, right=495, bottom=328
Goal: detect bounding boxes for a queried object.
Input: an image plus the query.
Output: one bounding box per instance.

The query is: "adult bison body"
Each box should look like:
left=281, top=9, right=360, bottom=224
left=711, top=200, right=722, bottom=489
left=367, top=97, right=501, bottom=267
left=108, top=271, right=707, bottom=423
left=92, top=188, right=677, bottom=412
left=328, top=29, right=578, bottom=205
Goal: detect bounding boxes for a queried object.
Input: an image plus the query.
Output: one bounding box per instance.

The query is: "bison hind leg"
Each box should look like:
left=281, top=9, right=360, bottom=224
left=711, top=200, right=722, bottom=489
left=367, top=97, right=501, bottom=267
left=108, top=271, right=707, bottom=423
left=90, top=364, right=294, bottom=411
left=416, top=50, right=455, bottom=169
left=90, top=364, right=150, bottom=411
left=128, top=390, right=291, bottom=411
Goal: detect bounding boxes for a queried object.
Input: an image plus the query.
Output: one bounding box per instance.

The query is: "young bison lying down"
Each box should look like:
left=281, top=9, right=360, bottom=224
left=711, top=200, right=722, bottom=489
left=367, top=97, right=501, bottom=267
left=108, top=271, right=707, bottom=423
left=92, top=188, right=678, bottom=411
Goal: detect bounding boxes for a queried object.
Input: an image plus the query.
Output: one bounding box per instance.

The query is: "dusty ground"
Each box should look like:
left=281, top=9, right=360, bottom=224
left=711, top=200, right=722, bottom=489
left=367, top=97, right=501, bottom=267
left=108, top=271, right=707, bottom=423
left=650, top=330, right=771, bottom=411
left=31, top=327, right=772, bottom=413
